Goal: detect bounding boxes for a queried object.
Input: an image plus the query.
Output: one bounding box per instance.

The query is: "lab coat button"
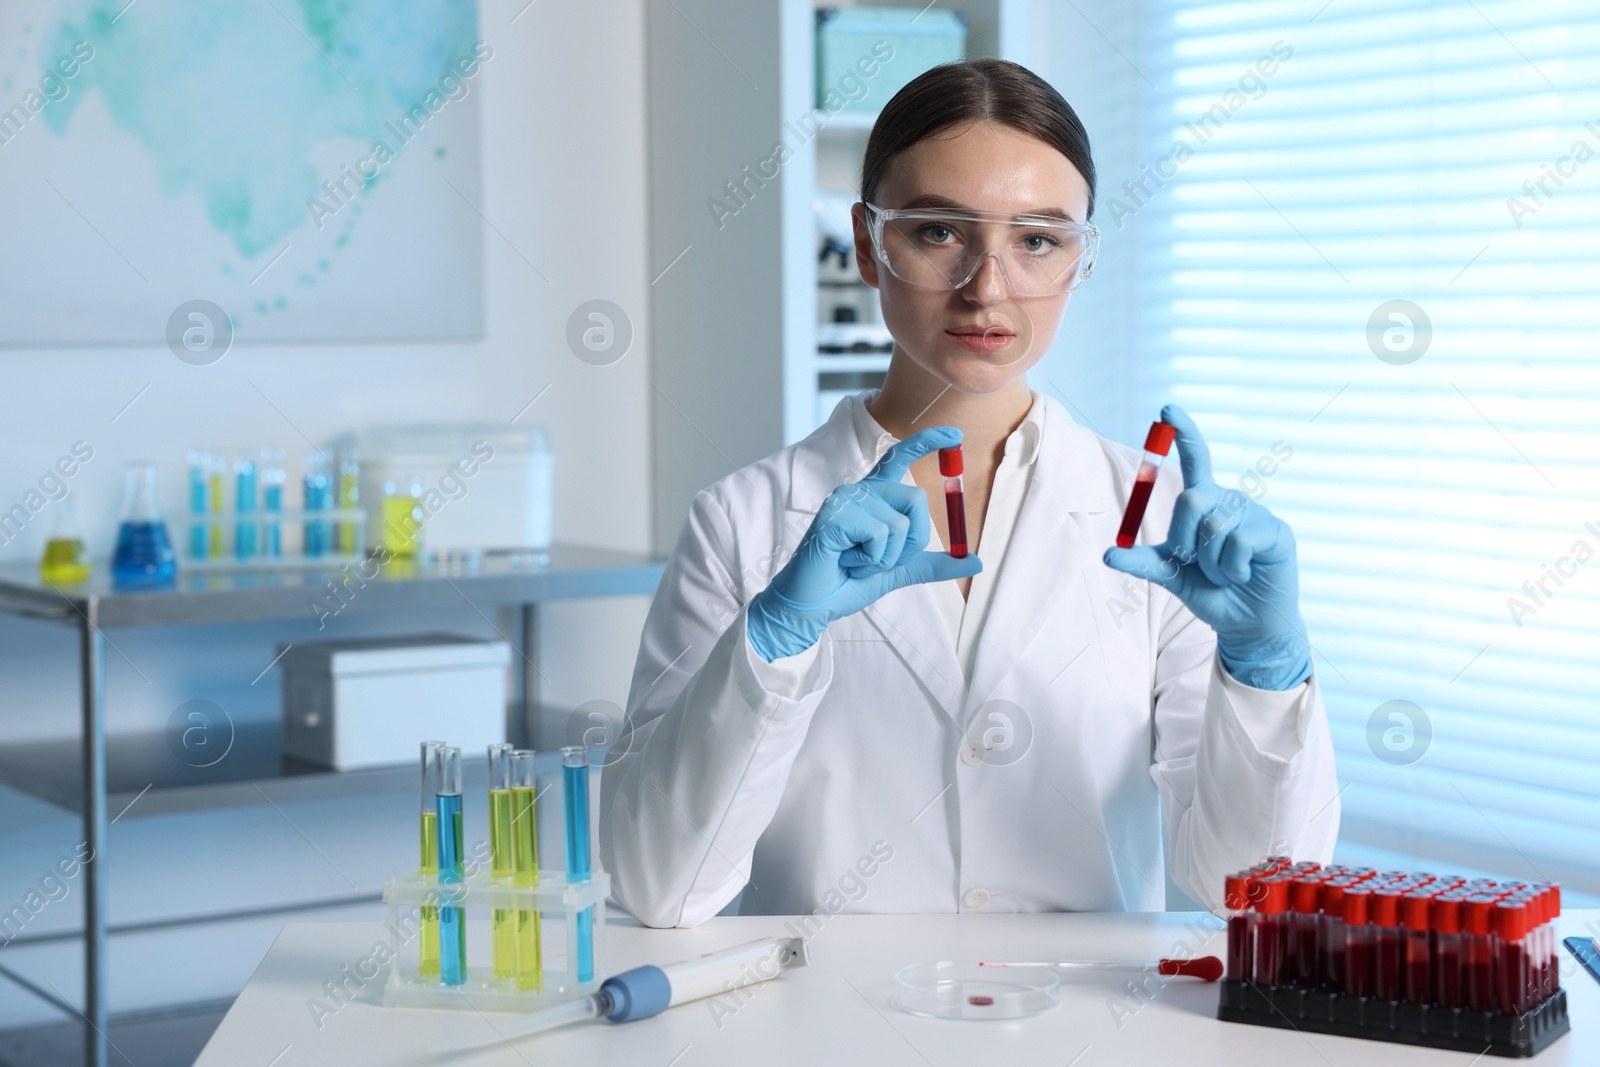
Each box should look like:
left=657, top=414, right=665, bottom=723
left=962, top=887, right=990, bottom=909
left=959, top=739, right=985, bottom=766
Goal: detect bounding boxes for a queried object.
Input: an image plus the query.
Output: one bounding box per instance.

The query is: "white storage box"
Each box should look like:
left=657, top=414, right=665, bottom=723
left=281, top=635, right=511, bottom=770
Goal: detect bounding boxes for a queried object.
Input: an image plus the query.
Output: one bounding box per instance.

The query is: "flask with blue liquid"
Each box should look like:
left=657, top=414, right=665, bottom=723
left=111, top=462, right=176, bottom=588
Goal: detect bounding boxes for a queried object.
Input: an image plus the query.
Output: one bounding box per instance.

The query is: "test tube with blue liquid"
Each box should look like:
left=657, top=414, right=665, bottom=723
left=562, top=745, right=594, bottom=982
left=434, top=745, right=466, bottom=985
left=234, top=450, right=257, bottom=559
left=302, top=451, right=332, bottom=557
left=260, top=449, right=285, bottom=558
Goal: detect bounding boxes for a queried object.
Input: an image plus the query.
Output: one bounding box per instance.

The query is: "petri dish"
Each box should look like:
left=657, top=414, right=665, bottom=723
left=892, top=961, right=1060, bottom=1021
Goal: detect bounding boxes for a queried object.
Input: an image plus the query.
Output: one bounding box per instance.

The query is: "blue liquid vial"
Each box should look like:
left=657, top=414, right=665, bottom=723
left=435, top=746, right=466, bottom=986
left=234, top=451, right=258, bottom=560
left=562, top=746, right=594, bottom=982
left=112, top=463, right=176, bottom=588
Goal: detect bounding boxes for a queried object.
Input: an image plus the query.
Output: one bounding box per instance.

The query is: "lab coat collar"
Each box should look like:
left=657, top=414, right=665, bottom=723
left=786, top=388, right=1120, bottom=724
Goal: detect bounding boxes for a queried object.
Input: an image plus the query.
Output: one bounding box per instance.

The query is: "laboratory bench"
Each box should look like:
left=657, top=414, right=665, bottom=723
left=196, top=909, right=1597, bottom=1065
left=0, top=544, right=665, bottom=1067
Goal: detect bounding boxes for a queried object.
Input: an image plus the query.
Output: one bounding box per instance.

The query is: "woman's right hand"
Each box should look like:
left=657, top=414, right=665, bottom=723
left=746, top=426, right=983, bottom=662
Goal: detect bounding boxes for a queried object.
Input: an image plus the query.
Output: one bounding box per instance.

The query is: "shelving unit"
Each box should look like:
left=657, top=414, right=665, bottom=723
left=0, top=545, right=664, bottom=1067
left=646, top=0, right=1033, bottom=549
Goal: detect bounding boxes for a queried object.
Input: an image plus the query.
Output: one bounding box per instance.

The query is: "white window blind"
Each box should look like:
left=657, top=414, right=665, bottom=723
left=1127, top=0, right=1600, bottom=902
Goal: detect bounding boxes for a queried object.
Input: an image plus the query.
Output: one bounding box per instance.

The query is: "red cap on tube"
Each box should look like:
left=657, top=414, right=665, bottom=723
left=1371, top=890, right=1402, bottom=928
left=1321, top=881, right=1347, bottom=916
left=1343, top=887, right=1371, bottom=925
left=1224, top=874, right=1252, bottom=911
left=938, top=447, right=963, bottom=477
left=1143, top=421, right=1177, bottom=456
left=1463, top=897, right=1494, bottom=936
left=1402, top=892, right=1433, bottom=930
left=1258, top=877, right=1291, bottom=916
left=1493, top=901, right=1528, bottom=941
left=1292, top=878, right=1322, bottom=914
left=1433, top=895, right=1462, bottom=935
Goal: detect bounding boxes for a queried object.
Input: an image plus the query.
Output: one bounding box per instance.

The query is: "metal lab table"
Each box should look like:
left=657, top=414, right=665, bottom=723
left=0, top=544, right=665, bottom=1067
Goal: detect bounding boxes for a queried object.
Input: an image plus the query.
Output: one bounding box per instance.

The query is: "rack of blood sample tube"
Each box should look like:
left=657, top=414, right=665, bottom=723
left=1217, top=856, right=1570, bottom=1056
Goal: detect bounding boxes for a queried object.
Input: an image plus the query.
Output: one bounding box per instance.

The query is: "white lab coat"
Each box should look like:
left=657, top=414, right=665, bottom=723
left=600, top=392, right=1339, bottom=928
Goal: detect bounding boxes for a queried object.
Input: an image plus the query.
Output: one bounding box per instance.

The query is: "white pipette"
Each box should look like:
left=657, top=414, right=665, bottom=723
left=436, top=935, right=808, bottom=1052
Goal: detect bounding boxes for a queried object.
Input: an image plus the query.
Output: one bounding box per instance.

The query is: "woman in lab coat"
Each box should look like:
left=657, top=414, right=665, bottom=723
left=601, top=59, right=1339, bottom=927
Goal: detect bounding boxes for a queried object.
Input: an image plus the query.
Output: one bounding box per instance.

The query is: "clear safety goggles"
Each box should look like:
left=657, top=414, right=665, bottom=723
left=864, top=202, right=1099, bottom=297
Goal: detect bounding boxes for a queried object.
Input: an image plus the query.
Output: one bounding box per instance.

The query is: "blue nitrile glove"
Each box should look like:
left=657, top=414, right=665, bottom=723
left=746, top=426, right=984, bottom=662
left=1102, top=405, right=1313, bottom=691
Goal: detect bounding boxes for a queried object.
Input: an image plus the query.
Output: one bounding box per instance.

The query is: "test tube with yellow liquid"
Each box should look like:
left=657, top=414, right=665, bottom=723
left=418, top=740, right=443, bottom=977
left=511, top=749, right=541, bottom=989
left=488, top=743, right=516, bottom=979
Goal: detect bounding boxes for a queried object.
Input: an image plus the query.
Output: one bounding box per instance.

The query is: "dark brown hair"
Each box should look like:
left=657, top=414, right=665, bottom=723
left=860, top=58, right=1097, bottom=219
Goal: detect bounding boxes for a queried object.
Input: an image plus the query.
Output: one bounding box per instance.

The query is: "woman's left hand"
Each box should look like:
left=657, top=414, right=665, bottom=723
left=1102, top=404, right=1313, bottom=691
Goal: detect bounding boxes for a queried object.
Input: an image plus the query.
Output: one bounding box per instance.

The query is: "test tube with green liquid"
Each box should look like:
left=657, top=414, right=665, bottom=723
left=435, top=745, right=466, bottom=985
left=418, top=740, right=443, bottom=977
left=511, top=749, right=541, bottom=989
left=488, top=743, right=516, bottom=979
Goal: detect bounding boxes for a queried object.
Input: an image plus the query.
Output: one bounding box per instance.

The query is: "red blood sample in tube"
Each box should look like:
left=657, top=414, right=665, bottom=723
left=1494, top=900, right=1530, bottom=1016
left=1321, top=880, right=1350, bottom=989
left=1115, top=422, right=1177, bottom=549
left=938, top=448, right=967, bottom=559
left=1291, top=878, right=1322, bottom=985
left=1433, top=894, right=1463, bottom=1009
left=1371, top=890, right=1403, bottom=1001
left=1462, top=896, right=1495, bottom=1012
left=1342, top=887, right=1373, bottom=998
left=1254, top=876, right=1292, bottom=986
left=1402, top=891, right=1433, bottom=1004
left=1224, top=874, right=1256, bottom=983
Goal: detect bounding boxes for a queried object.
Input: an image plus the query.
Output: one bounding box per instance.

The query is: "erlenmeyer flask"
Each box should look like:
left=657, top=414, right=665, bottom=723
left=111, top=462, right=176, bottom=587
left=39, top=495, right=92, bottom=583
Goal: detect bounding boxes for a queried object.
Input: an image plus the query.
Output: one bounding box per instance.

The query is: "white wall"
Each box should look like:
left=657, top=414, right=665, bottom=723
left=0, top=0, right=654, bottom=746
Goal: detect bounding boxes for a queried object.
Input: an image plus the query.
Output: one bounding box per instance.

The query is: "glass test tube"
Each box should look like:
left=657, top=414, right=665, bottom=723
left=418, top=741, right=443, bottom=978
left=1402, top=891, right=1433, bottom=1004
left=1115, top=421, right=1177, bottom=549
left=1321, top=880, right=1350, bottom=989
left=303, top=451, right=332, bottom=557
left=1463, top=896, right=1495, bottom=1012
left=1290, top=877, right=1321, bottom=985
left=1371, top=889, right=1402, bottom=1001
left=1495, top=900, right=1531, bottom=1016
left=1224, top=873, right=1255, bottom=983
left=1433, top=894, right=1463, bottom=1009
left=1254, top=876, right=1291, bottom=986
left=488, top=743, right=516, bottom=979
left=207, top=449, right=226, bottom=557
left=562, top=746, right=594, bottom=983
left=336, top=447, right=359, bottom=556
left=260, top=448, right=285, bottom=558
left=511, top=749, right=542, bottom=990
left=234, top=450, right=258, bottom=560
left=1342, top=887, right=1372, bottom=998
left=435, top=746, right=466, bottom=985
left=187, top=449, right=209, bottom=560
left=938, top=447, right=967, bottom=558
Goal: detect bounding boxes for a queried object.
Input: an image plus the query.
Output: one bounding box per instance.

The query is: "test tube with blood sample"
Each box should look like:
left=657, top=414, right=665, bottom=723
left=1290, top=877, right=1322, bottom=985
left=1115, top=421, right=1177, bottom=549
left=1342, top=886, right=1373, bottom=998
left=1371, top=889, right=1403, bottom=1001
left=1224, top=873, right=1256, bottom=983
left=937, top=447, right=967, bottom=558
left=1433, top=894, right=1463, bottom=1010
left=1463, top=895, right=1496, bottom=1013
left=1401, top=890, right=1433, bottom=1004
left=1254, top=876, right=1292, bottom=986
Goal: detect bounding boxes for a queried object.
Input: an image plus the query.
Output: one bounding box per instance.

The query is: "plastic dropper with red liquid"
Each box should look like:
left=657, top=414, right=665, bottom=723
left=1116, top=421, right=1178, bottom=549
left=938, top=447, right=967, bottom=558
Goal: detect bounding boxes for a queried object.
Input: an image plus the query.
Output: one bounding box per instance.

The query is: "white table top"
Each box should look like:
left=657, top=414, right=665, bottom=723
left=198, top=910, right=1596, bottom=1066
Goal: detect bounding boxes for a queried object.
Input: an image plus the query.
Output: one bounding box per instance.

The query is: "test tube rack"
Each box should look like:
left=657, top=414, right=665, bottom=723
left=1216, top=857, right=1570, bottom=1058
left=381, top=870, right=609, bottom=1010
left=180, top=508, right=368, bottom=570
